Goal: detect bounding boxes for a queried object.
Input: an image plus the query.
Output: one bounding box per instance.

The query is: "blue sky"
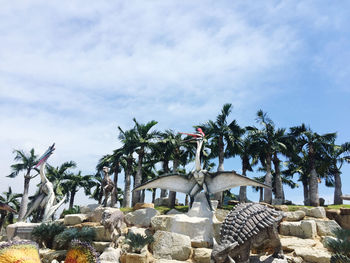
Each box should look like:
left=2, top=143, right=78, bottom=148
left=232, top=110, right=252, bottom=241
left=1, top=1, right=349, bottom=207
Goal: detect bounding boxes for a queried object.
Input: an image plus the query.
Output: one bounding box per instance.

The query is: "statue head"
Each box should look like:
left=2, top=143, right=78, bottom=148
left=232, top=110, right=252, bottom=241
left=102, top=166, right=110, bottom=175
left=211, top=240, right=237, bottom=263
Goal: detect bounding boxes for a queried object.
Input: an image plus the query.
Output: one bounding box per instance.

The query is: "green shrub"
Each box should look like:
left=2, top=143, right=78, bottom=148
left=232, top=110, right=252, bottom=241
left=54, top=227, right=96, bottom=249
left=326, top=228, right=350, bottom=263
left=60, top=205, right=81, bottom=218
left=124, top=232, right=154, bottom=254
left=32, top=222, right=65, bottom=248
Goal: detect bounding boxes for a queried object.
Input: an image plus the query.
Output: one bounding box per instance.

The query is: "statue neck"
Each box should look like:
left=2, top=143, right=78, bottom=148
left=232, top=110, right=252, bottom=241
left=40, top=162, right=49, bottom=183
left=195, top=139, right=203, bottom=171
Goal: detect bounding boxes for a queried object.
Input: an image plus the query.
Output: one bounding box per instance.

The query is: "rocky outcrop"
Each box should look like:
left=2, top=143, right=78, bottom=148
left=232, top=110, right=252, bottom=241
left=193, top=248, right=211, bottom=263
left=151, top=230, right=192, bottom=261
left=315, top=219, right=341, bottom=236
left=279, top=220, right=317, bottom=239
left=134, top=203, right=155, bottom=210
left=88, top=206, right=120, bottom=223
left=99, top=247, right=121, bottom=263
left=125, top=208, right=160, bottom=227
left=300, top=207, right=326, bottom=218
left=284, top=211, right=306, bottom=221
left=63, top=213, right=88, bottom=225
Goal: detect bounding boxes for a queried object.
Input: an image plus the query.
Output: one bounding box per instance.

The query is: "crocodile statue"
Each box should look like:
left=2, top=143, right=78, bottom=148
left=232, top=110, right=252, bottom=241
left=211, top=203, right=285, bottom=263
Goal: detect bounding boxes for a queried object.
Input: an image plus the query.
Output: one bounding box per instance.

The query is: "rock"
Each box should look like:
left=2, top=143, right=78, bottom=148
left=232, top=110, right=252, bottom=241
left=214, top=209, right=230, bottom=222
left=128, top=226, right=152, bottom=237
left=250, top=254, right=288, bottom=263
left=120, top=252, right=149, bottom=263
left=193, top=248, right=211, bottom=263
left=227, top=200, right=239, bottom=206
left=336, top=214, right=350, bottom=230
left=274, top=205, right=289, bottom=212
left=166, top=209, right=182, bottom=215
left=279, top=220, right=317, bottom=239
left=88, top=206, right=120, bottom=223
left=155, top=260, right=188, bottom=263
left=326, top=209, right=340, bottom=220
left=50, top=260, right=59, bottom=263
left=191, top=240, right=210, bottom=248
left=151, top=230, right=191, bottom=261
left=125, top=208, right=160, bottom=227
left=155, top=197, right=170, bottom=206
left=134, top=203, right=155, bottom=210
left=315, top=219, right=341, bottom=236
left=6, top=222, right=40, bottom=240
left=301, top=207, right=326, bottom=218
left=80, top=204, right=100, bottom=214
left=92, top=225, right=113, bottom=241
left=92, top=241, right=111, bottom=253
left=294, top=247, right=331, bottom=263
left=40, top=249, right=67, bottom=263
left=64, top=214, right=88, bottom=225
left=340, top=208, right=350, bottom=215
left=280, top=236, right=317, bottom=252
left=99, top=247, right=121, bottom=263
left=284, top=211, right=306, bottom=221
left=283, top=255, right=304, bottom=263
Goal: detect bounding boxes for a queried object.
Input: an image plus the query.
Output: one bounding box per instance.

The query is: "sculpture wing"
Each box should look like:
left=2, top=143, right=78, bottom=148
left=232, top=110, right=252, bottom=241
left=206, top=171, right=271, bottom=194
left=133, top=173, right=196, bottom=194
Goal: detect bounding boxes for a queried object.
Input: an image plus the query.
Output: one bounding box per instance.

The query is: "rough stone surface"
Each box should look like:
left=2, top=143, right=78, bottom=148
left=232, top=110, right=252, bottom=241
left=250, top=255, right=288, bottom=263
left=337, top=214, right=350, bottom=229
left=193, top=248, right=211, bottom=263
left=120, top=252, right=149, bottom=263
left=280, top=236, right=317, bottom=252
left=92, top=225, right=113, bottom=241
left=151, top=230, right=191, bottom=261
left=99, top=247, right=121, bottom=263
left=166, top=209, right=182, bottom=215
left=315, top=219, right=341, bottom=236
left=80, top=203, right=100, bottom=214
left=125, top=208, right=160, bottom=227
left=301, top=207, right=326, bottom=218
left=40, top=249, right=67, bottom=263
left=214, top=209, right=230, bottom=222
left=274, top=205, right=289, bottom=212
left=134, top=203, right=155, bottom=210
left=128, top=226, right=152, bottom=237
left=326, top=209, right=340, bottom=220
left=340, top=208, right=350, bottom=215
left=88, top=206, right=120, bottom=222
left=284, top=211, right=306, bottom=221
left=279, top=220, right=317, bottom=238
left=294, top=247, right=331, bottom=263
left=155, top=260, right=188, bottom=263
left=6, top=222, right=40, bottom=240
left=154, top=197, right=170, bottom=206
left=92, top=241, right=111, bottom=253
left=64, top=213, right=88, bottom=225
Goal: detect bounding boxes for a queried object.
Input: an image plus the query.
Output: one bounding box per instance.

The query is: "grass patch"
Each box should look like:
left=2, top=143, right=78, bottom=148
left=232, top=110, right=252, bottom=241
left=120, top=207, right=134, bottom=213
left=326, top=204, right=350, bottom=210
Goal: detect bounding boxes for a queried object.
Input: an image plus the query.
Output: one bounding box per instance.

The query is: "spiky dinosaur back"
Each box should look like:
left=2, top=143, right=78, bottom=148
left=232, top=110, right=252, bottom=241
left=220, top=203, right=283, bottom=245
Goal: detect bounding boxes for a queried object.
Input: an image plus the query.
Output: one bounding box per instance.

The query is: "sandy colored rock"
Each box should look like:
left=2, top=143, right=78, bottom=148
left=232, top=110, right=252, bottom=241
left=99, top=247, right=121, bottom=263
left=340, top=208, right=350, bottom=215
left=92, top=225, right=113, bottom=241
left=315, top=219, right=341, bottom=236
left=294, top=247, right=331, bottom=263
left=280, top=236, right=317, bottom=252
left=214, top=209, right=230, bottom=222
left=125, top=208, right=160, bottom=227
left=88, top=206, right=120, bottom=222
left=193, top=248, right=211, bottom=263
left=279, top=220, right=317, bottom=238
left=284, top=211, right=305, bottom=221
left=155, top=260, right=188, bottom=263
left=151, top=230, right=191, bottom=261
left=134, top=203, right=155, bottom=210
left=92, top=241, right=111, bottom=253
left=274, top=205, right=289, bottom=212
left=64, top=213, right=88, bottom=225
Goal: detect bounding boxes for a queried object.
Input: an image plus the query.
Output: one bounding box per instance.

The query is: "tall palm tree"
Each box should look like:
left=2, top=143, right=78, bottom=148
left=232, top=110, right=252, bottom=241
left=46, top=161, right=77, bottom=197
left=327, top=142, right=350, bottom=204
left=131, top=118, right=159, bottom=206
left=8, top=148, right=39, bottom=221
left=199, top=103, right=240, bottom=204
left=62, top=172, right=94, bottom=209
left=290, top=124, right=336, bottom=206
left=0, top=187, right=21, bottom=229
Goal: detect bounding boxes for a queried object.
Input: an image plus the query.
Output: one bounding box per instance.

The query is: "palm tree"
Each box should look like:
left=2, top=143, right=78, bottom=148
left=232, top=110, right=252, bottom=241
left=248, top=110, right=287, bottom=204
left=46, top=161, right=77, bottom=197
left=199, top=103, right=240, bottom=204
left=62, top=172, right=94, bottom=209
left=327, top=142, right=350, bottom=204
left=130, top=118, right=159, bottom=206
left=290, top=124, right=336, bottom=206
left=0, top=187, right=21, bottom=229
left=8, top=148, right=39, bottom=221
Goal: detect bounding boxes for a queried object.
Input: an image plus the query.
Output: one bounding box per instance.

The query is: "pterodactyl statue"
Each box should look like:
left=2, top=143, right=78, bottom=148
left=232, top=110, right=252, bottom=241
left=133, top=128, right=270, bottom=210
left=24, top=143, right=66, bottom=221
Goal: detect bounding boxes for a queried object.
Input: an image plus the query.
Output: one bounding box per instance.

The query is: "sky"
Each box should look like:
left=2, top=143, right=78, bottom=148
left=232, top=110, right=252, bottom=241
left=1, top=1, right=350, bottom=209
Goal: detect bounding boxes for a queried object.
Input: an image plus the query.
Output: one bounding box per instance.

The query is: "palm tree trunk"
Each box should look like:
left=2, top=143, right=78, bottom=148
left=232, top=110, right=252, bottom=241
left=302, top=179, right=310, bottom=206
left=239, top=157, right=248, bottom=203
left=334, top=171, right=343, bottom=205
left=18, top=175, right=31, bottom=222
left=160, top=161, right=169, bottom=198
left=273, top=153, right=284, bottom=202
left=152, top=189, right=156, bottom=203
left=264, top=154, right=273, bottom=204
left=132, top=150, right=144, bottom=207
left=123, top=157, right=132, bottom=208
left=0, top=211, right=6, bottom=230
left=185, top=195, right=189, bottom=206
left=141, top=189, right=145, bottom=203
left=69, top=191, right=76, bottom=210
left=259, top=187, right=264, bottom=202
left=111, top=163, right=119, bottom=207
left=309, top=168, right=319, bottom=206
left=169, top=158, right=179, bottom=208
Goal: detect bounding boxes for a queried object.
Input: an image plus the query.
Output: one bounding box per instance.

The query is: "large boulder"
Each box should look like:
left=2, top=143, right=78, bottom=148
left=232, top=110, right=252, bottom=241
left=155, top=260, right=188, bottom=263
left=125, top=208, right=160, bottom=227
left=88, top=206, right=120, bottom=223
left=294, top=247, right=331, bottom=263
left=6, top=222, right=40, bottom=240
left=99, top=247, right=121, bottom=263
left=92, top=225, right=113, bottom=242
left=279, top=220, right=317, bottom=239
left=280, top=236, right=317, bottom=252
left=92, top=241, right=111, bottom=253
left=151, top=230, right=191, bottom=261
left=80, top=204, right=100, bottom=214
left=193, top=248, right=212, bottom=263
left=284, top=211, right=306, bottom=221
left=315, top=219, right=341, bottom=236
left=134, top=203, right=155, bottom=210
left=39, top=249, right=67, bottom=263
left=64, top=214, right=88, bottom=225
left=301, top=207, right=326, bottom=218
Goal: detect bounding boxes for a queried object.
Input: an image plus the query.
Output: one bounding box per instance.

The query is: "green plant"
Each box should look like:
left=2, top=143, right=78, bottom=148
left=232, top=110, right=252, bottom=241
left=54, top=227, right=96, bottom=249
left=60, top=205, right=81, bottom=218
left=32, top=222, right=65, bottom=248
left=124, top=232, right=154, bottom=254
left=326, top=228, right=350, bottom=262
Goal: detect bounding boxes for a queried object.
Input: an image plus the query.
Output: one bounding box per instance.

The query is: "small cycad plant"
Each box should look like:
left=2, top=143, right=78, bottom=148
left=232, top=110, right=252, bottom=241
left=32, top=222, right=65, bottom=248
left=124, top=232, right=154, bottom=254
left=54, top=227, right=96, bottom=249
left=326, top=228, right=350, bottom=263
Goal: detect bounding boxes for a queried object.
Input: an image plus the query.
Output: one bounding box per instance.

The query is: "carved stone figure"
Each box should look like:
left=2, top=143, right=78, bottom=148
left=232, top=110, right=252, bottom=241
left=134, top=128, right=269, bottom=210
left=101, top=210, right=125, bottom=248
left=102, top=166, right=115, bottom=207
left=24, top=144, right=65, bottom=221
left=211, top=203, right=285, bottom=263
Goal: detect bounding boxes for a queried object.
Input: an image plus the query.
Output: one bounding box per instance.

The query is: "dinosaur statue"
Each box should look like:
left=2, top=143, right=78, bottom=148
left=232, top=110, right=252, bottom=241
left=101, top=209, right=126, bottom=248
left=101, top=166, right=115, bottom=207
left=24, top=143, right=66, bottom=221
left=0, top=202, right=16, bottom=214
left=133, top=128, right=270, bottom=210
left=211, top=203, right=285, bottom=263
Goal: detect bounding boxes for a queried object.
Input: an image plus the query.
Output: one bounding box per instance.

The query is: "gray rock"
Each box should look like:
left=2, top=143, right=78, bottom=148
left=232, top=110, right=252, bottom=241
left=93, top=225, right=113, bottom=242
left=40, top=250, right=67, bottom=263
left=284, top=211, right=306, bottom=221
left=80, top=204, right=100, bottom=214
left=301, top=207, right=326, bottom=218
left=128, top=226, right=151, bottom=236
left=280, top=236, right=317, bottom=252
left=151, top=230, right=191, bottom=261
left=88, top=206, right=120, bottom=223
left=193, top=248, right=211, bottom=263
left=99, top=247, right=121, bottom=262
left=315, top=219, right=341, bottom=236
left=294, top=247, right=331, bottom=263
left=92, top=241, right=111, bottom=253
left=166, top=209, right=182, bottom=215
left=155, top=260, right=188, bottom=263
left=279, top=220, right=317, bottom=239
left=125, top=208, right=160, bottom=227
left=63, top=214, right=88, bottom=225
left=6, top=222, right=40, bottom=240
left=250, top=255, right=288, bottom=263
